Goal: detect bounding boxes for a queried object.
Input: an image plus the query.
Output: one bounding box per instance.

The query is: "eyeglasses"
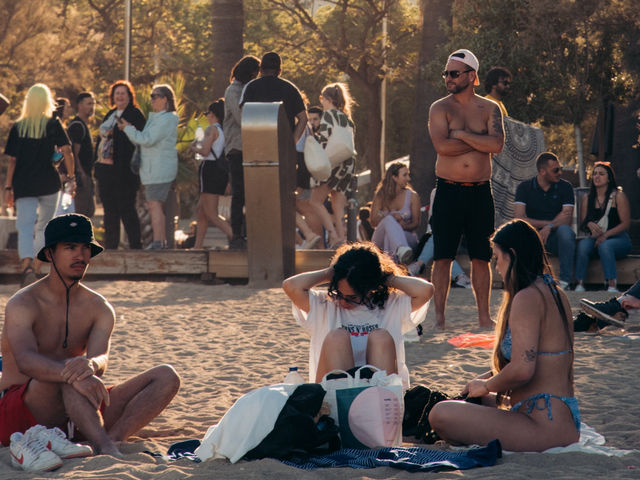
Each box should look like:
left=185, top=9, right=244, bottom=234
left=442, top=69, right=473, bottom=79
left=328, top=289, right=365, bottom=305
left=551, top=167, right=562, bottom=174
left=150, top=93, right=164, bottom=99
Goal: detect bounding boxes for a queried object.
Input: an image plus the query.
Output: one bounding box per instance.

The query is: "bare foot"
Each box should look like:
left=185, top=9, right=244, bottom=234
left=478, top=318, right=494, bottom=330
left=97, top=441, right=123, bottom=458
left=432, top=321, right=445, bottom=331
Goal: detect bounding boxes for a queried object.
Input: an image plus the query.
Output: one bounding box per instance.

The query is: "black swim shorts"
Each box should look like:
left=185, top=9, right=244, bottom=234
left=431, top=177, right=494, bottom=262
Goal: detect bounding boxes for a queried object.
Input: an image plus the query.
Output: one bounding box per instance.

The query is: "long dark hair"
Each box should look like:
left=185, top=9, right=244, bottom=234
left=328, top=242, right=403, bottom=310
left=490, top=220, right=555, bottom=372
left=583, top=162, right=618, bottom=230
left=230, top=55, right=260, bottom=84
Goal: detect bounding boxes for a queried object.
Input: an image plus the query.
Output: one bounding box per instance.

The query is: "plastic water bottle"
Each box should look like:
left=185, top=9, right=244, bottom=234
left=194, top=125, right=204, bottom=161
left=60, top=182, right=73, bottom=211
left=284, top=366, right=304, bottom=385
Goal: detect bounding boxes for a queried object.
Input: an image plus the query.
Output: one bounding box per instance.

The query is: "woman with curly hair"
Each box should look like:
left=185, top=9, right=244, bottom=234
left=429, top=219, right=579, bottom=451
left=283, top=242, right=433, bottom=387
left=96, top=80, right=145, bottom=249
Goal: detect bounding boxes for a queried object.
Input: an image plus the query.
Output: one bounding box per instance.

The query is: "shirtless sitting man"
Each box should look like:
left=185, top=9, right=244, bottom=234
left=1, top=214, right=181, bottom=459
left=428, top=49, right=505, bottom=330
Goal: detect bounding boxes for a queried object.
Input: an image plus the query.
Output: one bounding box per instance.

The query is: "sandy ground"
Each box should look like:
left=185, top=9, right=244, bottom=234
left=0, top=279, right=639, bottom=479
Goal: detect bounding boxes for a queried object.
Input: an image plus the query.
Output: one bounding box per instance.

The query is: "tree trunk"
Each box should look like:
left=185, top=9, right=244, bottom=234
left=211, top=0, right=244, bottom=99
left=409, top=0, right=452, bottom=208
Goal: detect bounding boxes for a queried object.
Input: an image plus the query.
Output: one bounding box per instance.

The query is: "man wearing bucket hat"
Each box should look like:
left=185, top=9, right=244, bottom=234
left=1, top=214, right=180, bottom=460
left=428, top=49, right=505, bottom=331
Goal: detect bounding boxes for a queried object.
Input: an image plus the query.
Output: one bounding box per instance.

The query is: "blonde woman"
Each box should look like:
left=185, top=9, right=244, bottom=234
left=3, top=84, right=75, bottom=286
left=309, top=83, right=356, bottom=248
left=370, top=162, right=421, bottom=264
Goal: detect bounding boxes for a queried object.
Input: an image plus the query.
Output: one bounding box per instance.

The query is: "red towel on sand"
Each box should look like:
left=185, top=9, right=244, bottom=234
left=448, top=333, right=495, bottom=349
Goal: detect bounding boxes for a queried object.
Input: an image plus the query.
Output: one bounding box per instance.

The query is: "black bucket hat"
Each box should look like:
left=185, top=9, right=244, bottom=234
left=37, top=214, right=104, bottom=262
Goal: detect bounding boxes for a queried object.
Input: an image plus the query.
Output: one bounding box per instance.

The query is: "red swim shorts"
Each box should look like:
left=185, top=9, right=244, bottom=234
left=0, top=382, right=37, bottom=446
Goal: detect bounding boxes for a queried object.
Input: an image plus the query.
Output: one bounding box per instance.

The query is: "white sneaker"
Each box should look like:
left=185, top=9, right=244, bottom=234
left=9, top=431, right=63, bottom=472
left=558, top=280, right=570, bottom=290
left=396, top=246, right=413, bottom=265
left=574, top=284, right=586, bottom=292
left=607, top=286, right=620, bottom=293
left=454, top=273, right=472, bottom=289
left=25, top=425, right=93, bottom=459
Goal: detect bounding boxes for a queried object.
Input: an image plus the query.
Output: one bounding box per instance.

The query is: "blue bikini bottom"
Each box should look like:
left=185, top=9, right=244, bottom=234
left=510, top=393, right=581, bottom=432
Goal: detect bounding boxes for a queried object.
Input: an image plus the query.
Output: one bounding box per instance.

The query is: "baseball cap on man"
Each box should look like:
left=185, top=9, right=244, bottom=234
left=447, top=49, right=480, bottom=86
left=37, top=214, right=103, bottom=262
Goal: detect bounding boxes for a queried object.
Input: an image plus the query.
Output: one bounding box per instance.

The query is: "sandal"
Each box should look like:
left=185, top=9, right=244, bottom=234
left=21, top=266, right=37, bottom=288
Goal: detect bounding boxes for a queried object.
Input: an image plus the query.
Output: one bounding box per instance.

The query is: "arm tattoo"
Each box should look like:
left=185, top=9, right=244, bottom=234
left=491, top=106, right=504, bottom=138
left=524, top=348, right=537, bottom=362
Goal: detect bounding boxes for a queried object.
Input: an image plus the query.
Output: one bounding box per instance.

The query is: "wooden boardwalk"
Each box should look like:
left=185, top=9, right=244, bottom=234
left=1, top=248, right=639, bottom=286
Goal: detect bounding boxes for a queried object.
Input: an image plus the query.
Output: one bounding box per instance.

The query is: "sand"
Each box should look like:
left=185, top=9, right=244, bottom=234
left=0, top=280, right=639, bottom=479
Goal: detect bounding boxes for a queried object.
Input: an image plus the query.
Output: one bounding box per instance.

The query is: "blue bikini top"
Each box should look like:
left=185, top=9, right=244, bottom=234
left=500, top=274, right=573, bottom=362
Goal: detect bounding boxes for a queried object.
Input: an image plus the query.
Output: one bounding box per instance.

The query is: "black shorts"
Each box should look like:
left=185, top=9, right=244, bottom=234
left=431, top=177, right=494, bottom=262
left=199, top=160, right=228, bottom=195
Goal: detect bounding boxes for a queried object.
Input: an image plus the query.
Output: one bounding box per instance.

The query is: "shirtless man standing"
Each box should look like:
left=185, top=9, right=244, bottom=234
left=1, top=214, right=180, bottom=461
left=428, top=49, right=505, bottom=330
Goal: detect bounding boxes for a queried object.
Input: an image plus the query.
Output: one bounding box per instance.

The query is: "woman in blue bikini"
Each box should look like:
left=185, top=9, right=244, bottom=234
left=429, top=219, right=580, bottom=451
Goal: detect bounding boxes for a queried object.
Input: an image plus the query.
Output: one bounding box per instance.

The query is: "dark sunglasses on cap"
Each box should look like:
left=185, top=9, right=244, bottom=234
left=442, top=69, right=473, bottom=79
left=150, top=93, right=165, bottom=99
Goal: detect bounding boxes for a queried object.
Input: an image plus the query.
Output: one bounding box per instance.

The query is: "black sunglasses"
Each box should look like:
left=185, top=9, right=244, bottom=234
left=442, top=69, right=473, bottom=79
left=150, top=93, right=165, bottom=99
left=328, top=289, right=365, bottom=305
left=551, top=167, right=562, bottom=174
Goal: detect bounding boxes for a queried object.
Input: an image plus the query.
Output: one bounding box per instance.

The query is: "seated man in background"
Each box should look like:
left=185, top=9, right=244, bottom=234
left=514, top=152, right=575, bottom=290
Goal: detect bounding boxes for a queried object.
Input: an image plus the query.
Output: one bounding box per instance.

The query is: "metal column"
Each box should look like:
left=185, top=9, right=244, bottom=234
left=241, top=103, right=297, bottom=287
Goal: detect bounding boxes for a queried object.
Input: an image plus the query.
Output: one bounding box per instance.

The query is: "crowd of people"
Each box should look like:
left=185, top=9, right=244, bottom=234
left=0, top=45, right=638, bottom=470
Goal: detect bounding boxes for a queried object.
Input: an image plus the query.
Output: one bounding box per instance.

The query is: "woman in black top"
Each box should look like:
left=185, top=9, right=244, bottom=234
left=3, top=84, right=76, bottom=286
left=96, top=80, right=145, bottom=249
left=575, top=162, right=631, bottom=293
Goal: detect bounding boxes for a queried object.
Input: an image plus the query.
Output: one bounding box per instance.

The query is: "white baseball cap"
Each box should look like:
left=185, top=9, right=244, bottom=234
left=447, top=49, right=480, bottom=85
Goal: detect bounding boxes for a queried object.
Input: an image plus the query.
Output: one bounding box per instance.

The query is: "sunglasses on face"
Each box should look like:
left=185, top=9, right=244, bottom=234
left=551, top=167, right=562, bottom=174
left=328, top=289, right=365, bottom=305
left=442, top=69, right=473, bottom=79
left=150, top=93, right=164, bottom=99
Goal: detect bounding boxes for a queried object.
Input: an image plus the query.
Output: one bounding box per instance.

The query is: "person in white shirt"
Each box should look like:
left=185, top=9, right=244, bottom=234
left=282, top=242, right=433, bottom=388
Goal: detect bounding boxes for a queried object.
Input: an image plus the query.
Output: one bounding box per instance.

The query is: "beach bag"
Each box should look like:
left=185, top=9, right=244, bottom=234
left=321, top=366, right=404, bottom=448
left=244, top=384, right=340, bottom=460
left=325, top=123, right=356, bottom=167
left=303, top=135, right=331, bottom=182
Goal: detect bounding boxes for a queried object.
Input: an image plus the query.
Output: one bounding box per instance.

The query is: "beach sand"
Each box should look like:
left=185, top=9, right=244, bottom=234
left=0, top=280, right=639, bottom=479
